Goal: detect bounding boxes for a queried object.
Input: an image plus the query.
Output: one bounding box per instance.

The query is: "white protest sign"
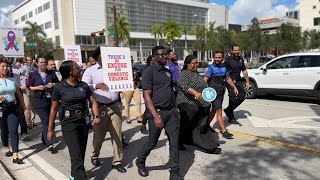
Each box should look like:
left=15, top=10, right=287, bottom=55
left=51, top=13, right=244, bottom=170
left=64, top=45, right=82, bottom=64
left=0, top=27, right=24, bottom=57
left=101, top=47, right=134, bottom=92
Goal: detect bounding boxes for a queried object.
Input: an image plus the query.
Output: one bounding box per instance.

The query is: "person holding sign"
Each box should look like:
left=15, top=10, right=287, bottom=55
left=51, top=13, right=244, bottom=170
left=204, top=51, right=238, bottom=139
left=82, top=47, right=127, bottom=173
left=28, top=57, right=59, bottom=151
left=135, top=46, right=183, bottom=180
left=176, top=55, right=221, bottom=153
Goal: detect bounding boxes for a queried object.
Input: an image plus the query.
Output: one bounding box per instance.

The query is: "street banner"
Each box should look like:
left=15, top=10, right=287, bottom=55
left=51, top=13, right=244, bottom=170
left=0, top=27, right=24, bottom=57
left=64, top=45, right=82, bottom=64
left=101, top=47, right=134, bottom=92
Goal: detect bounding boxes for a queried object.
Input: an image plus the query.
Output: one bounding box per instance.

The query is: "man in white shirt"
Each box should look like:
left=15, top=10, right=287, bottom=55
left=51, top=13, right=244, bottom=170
left=82, top=47, right=126, bottom=173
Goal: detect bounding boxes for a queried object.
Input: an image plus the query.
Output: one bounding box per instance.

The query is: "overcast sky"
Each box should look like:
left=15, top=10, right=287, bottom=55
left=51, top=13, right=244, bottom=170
left=0, top=0, right=299, bottom=27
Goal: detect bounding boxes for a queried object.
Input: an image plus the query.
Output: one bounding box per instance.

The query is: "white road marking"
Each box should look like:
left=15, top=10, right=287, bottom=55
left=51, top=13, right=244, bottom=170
left=247, top=116, right=320, bottom=129
left=246, top=102, right=320, bottom=111
left=19, top=142, right=69, bottom=180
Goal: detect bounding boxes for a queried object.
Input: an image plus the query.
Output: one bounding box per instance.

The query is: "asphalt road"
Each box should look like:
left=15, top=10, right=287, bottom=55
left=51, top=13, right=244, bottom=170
left=1, top=94, right=320, bottom=180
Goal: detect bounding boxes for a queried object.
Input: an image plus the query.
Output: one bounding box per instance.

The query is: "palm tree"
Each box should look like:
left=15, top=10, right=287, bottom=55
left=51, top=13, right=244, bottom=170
left=23, top=21, right=47, bottom=42
left=23, top=21, right=47, bottom=57
left=162, top=19, right=182, bottom=49
left=151, top=25, right=163, bottom=46
left=181, top=25, right=188, bottom=50
left=109, top=16, right=130, bottom=46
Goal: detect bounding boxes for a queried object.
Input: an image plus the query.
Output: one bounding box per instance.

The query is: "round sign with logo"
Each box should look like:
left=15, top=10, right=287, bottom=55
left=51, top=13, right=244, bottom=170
left=202, top=87, right=217, bottom=102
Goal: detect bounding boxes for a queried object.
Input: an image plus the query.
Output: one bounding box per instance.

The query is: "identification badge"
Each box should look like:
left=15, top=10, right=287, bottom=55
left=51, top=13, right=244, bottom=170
left=65, top=111, right=70, bottom=118
left=0, top=110, right=3, bottom=118
left=101, top=111, right=106, bottom=118
left=85, top=115, right=90, bottom=125
left=46, top=92, right=51, bottom=98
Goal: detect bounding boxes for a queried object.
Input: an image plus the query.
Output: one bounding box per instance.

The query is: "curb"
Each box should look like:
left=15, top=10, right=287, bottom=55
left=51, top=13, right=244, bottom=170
left=0, top=159, right=15, bottom=180
left=229, top=130, right=320, bottom=155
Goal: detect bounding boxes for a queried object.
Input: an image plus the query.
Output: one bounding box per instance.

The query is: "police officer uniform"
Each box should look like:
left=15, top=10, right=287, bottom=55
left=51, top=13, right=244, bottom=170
left=136, top=64, right=181, bottom=178
left=224, top=56, right=247, bottom=122
left=51, top=80, right=93, bottom=179
left=205, top=62, right=230, bottom=110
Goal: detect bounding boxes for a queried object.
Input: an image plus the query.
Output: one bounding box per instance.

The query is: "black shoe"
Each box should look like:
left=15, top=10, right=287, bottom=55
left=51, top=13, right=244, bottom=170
left=112, top=164, right=127, bottom=173
left=13, top=158, right=24, bottom=164
left=5, top=151, right=13, bottom=157
left=179, top=145, right=187, bottom=151
left=122, top=141, right=129, bottom=148
left=91, top=157, right=101, bottom=167
left=48, top=145, right=54, bottom=151
left=221, top=131, right=233, bottom=139
left=140, top=125, right=149, bottom=134
left=170, top=173, right=184, bottom=180
left=228, top=119, right=240, bottom=124
left=206, top=147, right=222, bottom=154
left=135, top=159, right=149, bottom=177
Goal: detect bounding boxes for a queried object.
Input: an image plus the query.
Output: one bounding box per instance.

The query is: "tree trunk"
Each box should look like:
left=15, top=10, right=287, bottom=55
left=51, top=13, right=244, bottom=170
left=184, top=34, right=187, bottom=50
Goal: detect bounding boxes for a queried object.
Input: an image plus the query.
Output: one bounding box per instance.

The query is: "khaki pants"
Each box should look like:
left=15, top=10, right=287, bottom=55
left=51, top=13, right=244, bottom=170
left=122, top=88, right=142, bottom=118
left=23, top=92, right=36, bottom=125
left=92, top=101, right=123, bottom=165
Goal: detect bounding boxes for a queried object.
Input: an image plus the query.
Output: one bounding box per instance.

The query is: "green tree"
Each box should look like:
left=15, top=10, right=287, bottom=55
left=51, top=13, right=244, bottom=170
left=276, top=23, right=302, bottom=53
left=180, top=25, right=188, bottom=50
left=162, top=19, right=182, bottom=49
left=151, top=25, right=163, bottom=46
left=191, top=24, right=206, bottom=53
left=247, top=17, right=262, bottom=56
left=307, top=29, right=320, bottom=50
left=23, top=21, right=47, bottom=57
left=109, top=16, right=130, bottom=46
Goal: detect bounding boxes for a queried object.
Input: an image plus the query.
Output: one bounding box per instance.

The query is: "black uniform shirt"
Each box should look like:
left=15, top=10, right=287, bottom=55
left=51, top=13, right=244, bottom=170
left=142, top=64, right=175, bottom=109
left=52, top=80, right=92, bottom=110
left=224, top=56, right=246, bottom=81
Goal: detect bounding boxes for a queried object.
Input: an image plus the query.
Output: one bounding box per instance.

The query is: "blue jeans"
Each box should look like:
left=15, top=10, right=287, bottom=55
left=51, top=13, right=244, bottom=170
left=33, top=98, right=54, bottom=146
left=1, top=104, right=21, bottom=152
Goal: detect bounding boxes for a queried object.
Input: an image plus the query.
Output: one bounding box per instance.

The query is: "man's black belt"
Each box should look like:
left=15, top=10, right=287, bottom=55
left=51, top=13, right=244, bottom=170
left=98, top=101, right=118, bottom=106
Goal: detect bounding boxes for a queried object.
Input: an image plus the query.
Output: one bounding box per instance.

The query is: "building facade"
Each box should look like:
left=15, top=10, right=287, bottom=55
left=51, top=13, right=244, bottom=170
left=12, top=0, right=228, bottom=62
left=242, top=17, right=300, bottom=34
left=300, top=0, right=320, bottom=30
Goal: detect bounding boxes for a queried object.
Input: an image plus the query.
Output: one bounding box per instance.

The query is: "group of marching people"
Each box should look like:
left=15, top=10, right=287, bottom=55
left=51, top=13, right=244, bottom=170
left=0, top=44, right=250, bottom=180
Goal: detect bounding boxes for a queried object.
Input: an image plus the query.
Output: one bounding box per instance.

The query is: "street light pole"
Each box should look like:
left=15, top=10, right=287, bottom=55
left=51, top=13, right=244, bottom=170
left=113, top=5, right=119, bottom=47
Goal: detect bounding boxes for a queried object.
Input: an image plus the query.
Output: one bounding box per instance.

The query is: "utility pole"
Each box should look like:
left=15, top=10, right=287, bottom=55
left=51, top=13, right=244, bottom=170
left=113, top=5, right=119, bottom=47
left=104, top=0, right=109, bottom=46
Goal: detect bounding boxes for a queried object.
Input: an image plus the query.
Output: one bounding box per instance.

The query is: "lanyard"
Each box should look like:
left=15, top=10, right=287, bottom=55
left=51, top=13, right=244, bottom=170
left=38, top=69, right=47, bottom=85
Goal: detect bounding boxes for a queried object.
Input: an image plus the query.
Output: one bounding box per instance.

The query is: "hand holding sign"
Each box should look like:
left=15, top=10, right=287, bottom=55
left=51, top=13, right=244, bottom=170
left=202, top=87, right=217, bottom=102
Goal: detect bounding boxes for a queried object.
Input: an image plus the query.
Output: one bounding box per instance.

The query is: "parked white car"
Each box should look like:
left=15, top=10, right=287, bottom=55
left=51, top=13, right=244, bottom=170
left=243, top=52, right=320, bottom=103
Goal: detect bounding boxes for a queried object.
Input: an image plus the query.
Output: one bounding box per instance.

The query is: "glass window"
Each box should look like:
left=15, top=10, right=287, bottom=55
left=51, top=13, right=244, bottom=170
left=38, top=6, right=43, bottom=13
left=314, top=17, right=320, bottom=26
left=53, top=0, right=59, bottom=29
left=43, top=2, right=50, bottom=11
left=45, top=21, right=51, bottom=29
left=55, top=36, right=60, bottom=48
left=40, top=24, right=44, bottom=30
left=21, top=15, right=26, bottom=22
left=313, top=5, right=316, bottom=9
left=297, top=56, right=320, bottom=68
left=29, top=11, right=33, bottom=18
left=267, top=57, right=296, bottom=69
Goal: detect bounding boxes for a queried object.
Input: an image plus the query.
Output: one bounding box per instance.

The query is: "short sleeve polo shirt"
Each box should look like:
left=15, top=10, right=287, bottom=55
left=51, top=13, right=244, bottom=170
left=142, top=65, right=175, bottom=108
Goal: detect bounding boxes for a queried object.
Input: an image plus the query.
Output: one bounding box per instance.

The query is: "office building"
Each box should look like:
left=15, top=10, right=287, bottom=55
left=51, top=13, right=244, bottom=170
left=12, top=0, right=228, bottom=61
left=300, top=0, right=320, bottom=30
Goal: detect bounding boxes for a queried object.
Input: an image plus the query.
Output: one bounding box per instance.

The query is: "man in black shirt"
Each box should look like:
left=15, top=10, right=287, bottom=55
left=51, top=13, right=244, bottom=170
left=224, top=45, right=250, bottom=124
left=136, top=46, right=183, bottom=180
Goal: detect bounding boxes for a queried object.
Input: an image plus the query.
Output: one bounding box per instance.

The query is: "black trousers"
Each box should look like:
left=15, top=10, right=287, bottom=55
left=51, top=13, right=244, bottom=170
left=226, top=81, right=246, bottom=113
left=1, top=104, right=21, bottom=152
left=33, top=98, right=53, bottom=146
left=62, top=120, right=89, bottom=180
left=178, top=104, right=210, bottom=145
left=138, top=108, right=180, bottom=173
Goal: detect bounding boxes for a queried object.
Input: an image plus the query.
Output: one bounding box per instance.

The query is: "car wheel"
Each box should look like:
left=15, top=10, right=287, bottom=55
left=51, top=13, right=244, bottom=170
left=243, top=81, right=257, bottom=99
left=317, top=90, right=320, bottom=105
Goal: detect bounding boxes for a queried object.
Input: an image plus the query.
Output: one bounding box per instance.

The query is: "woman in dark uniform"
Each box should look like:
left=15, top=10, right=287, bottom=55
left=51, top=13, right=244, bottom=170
left=47, top=61, right=100, bottom=180
left=28, top=57, right=59, bottom=150
left=0, top=58, right=27, bottom=164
